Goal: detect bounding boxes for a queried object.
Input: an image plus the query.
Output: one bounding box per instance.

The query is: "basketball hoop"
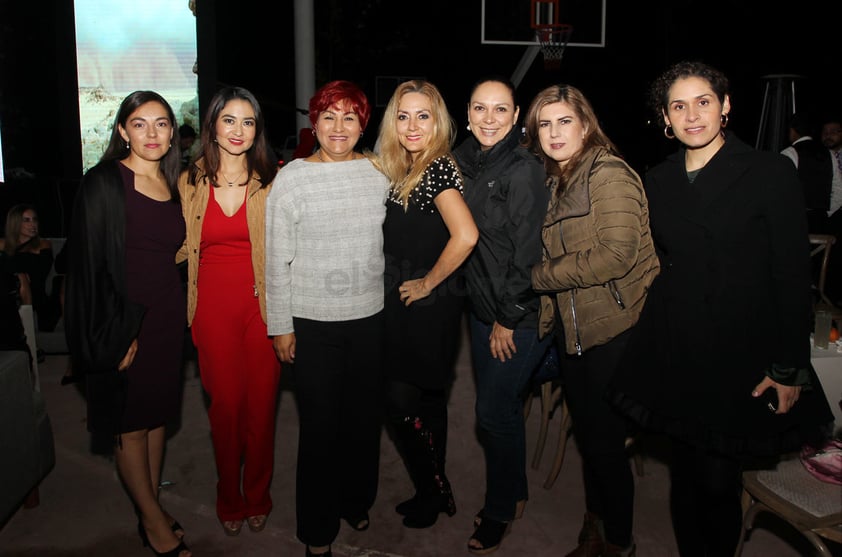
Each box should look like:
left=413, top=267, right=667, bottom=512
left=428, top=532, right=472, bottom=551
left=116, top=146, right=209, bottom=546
left=535, top=23, right=573, bottom=71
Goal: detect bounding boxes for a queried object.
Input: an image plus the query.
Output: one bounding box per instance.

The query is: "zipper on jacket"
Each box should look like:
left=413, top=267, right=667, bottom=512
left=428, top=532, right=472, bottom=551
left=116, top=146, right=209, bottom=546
left=607, top=280, right=626, bottom=309
left=570, top=291, right=583, bottom=356
left=557, top=229, right=582, bottom=355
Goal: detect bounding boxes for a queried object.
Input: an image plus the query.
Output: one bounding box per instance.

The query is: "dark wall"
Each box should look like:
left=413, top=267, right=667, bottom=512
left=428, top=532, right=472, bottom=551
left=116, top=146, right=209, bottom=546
left=1, top=0, right=839, bottom=238
left=0, top=0, right=80, bottom=237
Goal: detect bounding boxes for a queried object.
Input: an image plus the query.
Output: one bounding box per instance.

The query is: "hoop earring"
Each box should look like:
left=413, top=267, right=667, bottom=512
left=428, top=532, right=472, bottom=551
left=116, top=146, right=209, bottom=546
left=664, top=125, right=675, bottom=139
left=721, top=113, right=729, bottom=128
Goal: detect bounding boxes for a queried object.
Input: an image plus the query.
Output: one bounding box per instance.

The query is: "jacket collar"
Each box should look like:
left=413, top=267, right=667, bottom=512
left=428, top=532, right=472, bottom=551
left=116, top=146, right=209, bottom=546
left=661, top=132, right=752, bottom=213
left=456, top=127, right=523, bottom=173
left=544, top=147, right=605, bottom=225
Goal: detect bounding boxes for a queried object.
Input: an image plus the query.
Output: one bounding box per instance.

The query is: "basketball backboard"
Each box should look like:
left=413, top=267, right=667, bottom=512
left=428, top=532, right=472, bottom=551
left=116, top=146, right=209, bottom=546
left=481, top=0, right=606, bottom=48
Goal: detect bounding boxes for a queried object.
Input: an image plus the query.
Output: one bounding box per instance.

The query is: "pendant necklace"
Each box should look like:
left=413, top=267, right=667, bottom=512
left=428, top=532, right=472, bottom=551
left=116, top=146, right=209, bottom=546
left=220, top=169, right=246, bottom=187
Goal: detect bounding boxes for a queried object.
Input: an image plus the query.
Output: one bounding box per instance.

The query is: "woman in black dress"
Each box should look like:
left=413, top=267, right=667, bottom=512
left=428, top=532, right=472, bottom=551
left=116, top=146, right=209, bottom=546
left=377, top=80, right=478, bottom=529
left=1, top=204, right=59, bottom=331
left=65, top=91, right=190, bottom=557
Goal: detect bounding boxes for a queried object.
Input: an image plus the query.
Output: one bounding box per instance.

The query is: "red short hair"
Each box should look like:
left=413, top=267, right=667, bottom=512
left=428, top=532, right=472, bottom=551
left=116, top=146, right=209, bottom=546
left=308, top=80, right=371, bottom=130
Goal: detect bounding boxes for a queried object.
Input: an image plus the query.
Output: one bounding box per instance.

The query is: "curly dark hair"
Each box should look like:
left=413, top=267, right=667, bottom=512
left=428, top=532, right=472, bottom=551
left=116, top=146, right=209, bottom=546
left=648, top=61, right=730, bottom=126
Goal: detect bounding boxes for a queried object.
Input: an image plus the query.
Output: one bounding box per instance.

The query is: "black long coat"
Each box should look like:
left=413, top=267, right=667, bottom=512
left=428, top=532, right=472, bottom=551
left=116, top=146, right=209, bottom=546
left=611, top=133, right=833, bottom=456
left=65, top=161, right=146, bottom=433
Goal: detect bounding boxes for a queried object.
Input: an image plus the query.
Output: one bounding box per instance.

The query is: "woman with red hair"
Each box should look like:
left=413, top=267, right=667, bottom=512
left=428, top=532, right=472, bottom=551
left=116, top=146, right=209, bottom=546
left=265, top=80, right=390, bottom=557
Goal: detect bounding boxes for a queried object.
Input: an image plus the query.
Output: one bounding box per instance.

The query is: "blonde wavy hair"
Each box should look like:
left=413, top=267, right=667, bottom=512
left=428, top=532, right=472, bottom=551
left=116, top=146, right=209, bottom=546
left=3, top=204, right=40, bottom=255
left=376, top=80, right=456, bottom=206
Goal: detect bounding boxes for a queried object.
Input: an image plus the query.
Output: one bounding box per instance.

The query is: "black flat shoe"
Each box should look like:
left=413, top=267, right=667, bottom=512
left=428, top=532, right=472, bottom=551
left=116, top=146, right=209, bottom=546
left=468, top=516, right=510, bottom=555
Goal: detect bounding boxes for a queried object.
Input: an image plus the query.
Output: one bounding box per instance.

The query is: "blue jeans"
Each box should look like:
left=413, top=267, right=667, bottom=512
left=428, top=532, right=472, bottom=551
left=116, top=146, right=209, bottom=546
left=470, top=314, right=551, bottom=522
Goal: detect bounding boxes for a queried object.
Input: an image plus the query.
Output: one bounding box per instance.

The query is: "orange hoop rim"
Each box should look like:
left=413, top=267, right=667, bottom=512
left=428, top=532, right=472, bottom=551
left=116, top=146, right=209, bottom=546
left=533, top=23, right=573, bottom=44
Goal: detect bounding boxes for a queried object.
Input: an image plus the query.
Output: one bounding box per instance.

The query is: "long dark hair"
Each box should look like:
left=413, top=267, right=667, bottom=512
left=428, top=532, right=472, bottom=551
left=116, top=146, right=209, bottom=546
left=188, top=86, right=277, bottom=188
left=101, top=90, right=181, bottom=201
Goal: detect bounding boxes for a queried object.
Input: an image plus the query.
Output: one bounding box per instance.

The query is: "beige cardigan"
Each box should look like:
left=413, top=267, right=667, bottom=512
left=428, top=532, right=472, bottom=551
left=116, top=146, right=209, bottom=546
left=177, top=166, right=273, bottom=325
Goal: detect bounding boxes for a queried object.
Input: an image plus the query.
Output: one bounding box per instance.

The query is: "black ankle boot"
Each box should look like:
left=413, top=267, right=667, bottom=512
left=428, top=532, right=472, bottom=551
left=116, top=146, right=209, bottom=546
left=401, top=485, right=456, bottom=528
left=395, top=494, right=421, bottom=516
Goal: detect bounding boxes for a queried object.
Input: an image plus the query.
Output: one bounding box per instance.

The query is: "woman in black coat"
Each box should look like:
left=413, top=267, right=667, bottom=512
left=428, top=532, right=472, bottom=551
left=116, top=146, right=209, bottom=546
left=609, top=61, right=833, bottom=557
left=65, top=91, right=190, bottom=557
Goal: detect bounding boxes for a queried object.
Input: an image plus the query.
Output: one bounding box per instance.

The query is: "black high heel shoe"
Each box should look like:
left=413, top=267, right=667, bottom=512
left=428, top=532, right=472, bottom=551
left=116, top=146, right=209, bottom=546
left=138, top=520, right=185, bottom=542
left=468, top=516, right=510, bottom=555
left=137, top=522, right=191, bottom=556
left=170, top=520, right=185, bottom=539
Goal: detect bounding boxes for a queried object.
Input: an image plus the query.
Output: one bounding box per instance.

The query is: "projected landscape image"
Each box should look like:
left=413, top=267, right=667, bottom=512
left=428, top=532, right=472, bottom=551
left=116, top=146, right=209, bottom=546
left=75, top=0, right=198, bottom=171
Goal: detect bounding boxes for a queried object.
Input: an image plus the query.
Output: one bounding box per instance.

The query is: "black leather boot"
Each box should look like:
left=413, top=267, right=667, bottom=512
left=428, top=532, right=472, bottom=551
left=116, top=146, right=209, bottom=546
left=394, top=416, right=456, bottom=528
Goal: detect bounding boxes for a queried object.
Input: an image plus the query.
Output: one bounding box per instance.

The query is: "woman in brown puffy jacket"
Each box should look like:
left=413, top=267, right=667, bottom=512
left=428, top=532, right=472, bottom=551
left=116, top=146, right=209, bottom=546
left=523, top=84, right=660, bottom=557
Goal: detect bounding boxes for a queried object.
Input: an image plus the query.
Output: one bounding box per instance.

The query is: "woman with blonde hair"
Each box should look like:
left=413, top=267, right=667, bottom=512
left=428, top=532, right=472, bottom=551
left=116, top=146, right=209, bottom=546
left=1, top=204, right=58, bottom=330
left=524, top=84, right=660, bottom=557
left=378, top=80, right=478, bottom=529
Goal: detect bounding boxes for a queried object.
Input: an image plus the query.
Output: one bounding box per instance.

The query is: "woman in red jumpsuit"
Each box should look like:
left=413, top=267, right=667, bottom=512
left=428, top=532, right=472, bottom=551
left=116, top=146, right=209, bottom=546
left=178, top=86, right=281, bottom=537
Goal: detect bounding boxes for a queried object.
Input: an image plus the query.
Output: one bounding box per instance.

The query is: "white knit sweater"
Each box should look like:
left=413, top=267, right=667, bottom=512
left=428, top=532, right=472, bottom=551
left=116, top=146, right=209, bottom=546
left=264, top=157, right=390, bottom=335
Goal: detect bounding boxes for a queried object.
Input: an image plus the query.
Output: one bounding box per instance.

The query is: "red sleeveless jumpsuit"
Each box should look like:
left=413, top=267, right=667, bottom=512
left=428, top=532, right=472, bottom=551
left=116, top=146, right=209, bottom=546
left=191, top=187, right=281, bottom=522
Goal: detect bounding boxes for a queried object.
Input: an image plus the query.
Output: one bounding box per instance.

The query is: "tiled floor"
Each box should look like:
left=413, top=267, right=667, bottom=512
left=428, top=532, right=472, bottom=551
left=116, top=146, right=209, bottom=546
left=0, top=322, right=833, bottom=556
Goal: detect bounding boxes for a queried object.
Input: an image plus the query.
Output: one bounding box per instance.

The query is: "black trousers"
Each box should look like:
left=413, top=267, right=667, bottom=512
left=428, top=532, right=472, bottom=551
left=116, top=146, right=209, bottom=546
left=559, top=329, right=634, bottom=548
left=669, top=441, right=743, bottom=557
left=292, top=312, right=385, bottom=546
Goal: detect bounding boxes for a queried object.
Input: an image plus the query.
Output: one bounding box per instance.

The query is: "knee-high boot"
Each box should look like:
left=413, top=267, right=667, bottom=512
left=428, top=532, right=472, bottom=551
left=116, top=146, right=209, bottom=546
left=393, top=416, right=456, bottom=528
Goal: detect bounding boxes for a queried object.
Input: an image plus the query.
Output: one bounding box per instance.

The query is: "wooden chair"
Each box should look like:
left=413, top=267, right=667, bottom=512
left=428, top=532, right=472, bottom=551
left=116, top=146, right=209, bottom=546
left=735, top=455, right=842, bottom=556
left=527, top=378, right=643, bottom=489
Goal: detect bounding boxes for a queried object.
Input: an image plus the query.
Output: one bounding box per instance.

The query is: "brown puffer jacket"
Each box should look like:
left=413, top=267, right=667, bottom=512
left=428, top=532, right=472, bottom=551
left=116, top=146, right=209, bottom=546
left=531, top=147, right=660, bottom=355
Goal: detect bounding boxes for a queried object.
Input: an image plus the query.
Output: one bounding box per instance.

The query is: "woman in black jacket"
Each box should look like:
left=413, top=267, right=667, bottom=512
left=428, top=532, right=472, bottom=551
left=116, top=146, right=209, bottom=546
left=453, top=76, right=550, bottom=555
left=610, top=61, right=834, bottom=557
